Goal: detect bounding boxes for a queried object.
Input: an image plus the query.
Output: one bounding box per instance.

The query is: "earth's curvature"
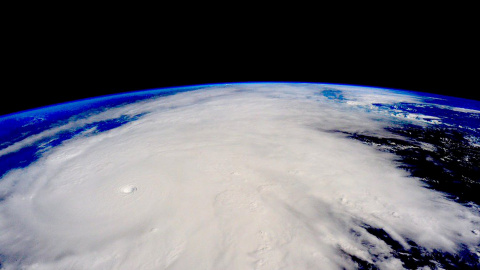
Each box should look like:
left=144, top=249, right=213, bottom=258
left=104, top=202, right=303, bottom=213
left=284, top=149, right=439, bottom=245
left=0, top=83, right=479, bottom=269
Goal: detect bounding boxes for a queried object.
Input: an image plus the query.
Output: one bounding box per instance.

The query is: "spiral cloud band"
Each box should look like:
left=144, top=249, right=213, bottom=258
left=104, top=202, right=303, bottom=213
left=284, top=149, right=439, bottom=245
left=0, top=83, right=479, bottom=269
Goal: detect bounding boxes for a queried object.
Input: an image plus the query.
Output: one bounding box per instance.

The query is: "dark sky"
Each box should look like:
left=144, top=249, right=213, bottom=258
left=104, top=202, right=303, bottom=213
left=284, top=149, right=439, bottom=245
left=3, top=18, right=477, bottom=116
left=3, top=53, right=476, bottom=117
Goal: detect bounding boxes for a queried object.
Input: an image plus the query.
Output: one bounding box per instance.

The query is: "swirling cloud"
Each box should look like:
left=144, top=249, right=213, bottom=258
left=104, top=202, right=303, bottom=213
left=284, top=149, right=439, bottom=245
left=0, top=84, right=478, bottom=269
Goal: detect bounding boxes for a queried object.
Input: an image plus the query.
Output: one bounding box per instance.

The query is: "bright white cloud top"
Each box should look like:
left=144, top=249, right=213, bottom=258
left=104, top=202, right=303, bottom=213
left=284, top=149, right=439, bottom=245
left=0, top=83, right=479, bottom=269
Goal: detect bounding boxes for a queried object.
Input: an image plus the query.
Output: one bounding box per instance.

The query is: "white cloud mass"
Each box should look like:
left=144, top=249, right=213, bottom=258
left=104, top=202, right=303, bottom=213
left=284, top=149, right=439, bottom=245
left=0, top=83, right=479, bottom=269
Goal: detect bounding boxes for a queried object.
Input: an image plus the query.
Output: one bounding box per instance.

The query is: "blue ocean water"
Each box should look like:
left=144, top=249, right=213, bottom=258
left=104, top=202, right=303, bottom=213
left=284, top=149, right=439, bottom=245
left=0, top=86, right=202, bottom=177
left=319, top=86, right=480, bottom=137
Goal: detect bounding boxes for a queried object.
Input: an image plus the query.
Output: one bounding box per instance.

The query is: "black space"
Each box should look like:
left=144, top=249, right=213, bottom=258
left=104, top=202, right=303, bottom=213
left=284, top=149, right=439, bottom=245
left=3, top=14, right=478, bottom=117
left=4, top=51, right=477, bottom=117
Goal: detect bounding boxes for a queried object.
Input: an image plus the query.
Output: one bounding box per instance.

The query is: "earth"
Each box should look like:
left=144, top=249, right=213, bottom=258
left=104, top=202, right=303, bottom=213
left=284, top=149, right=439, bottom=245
left=0, top=83, right=479, bottom=269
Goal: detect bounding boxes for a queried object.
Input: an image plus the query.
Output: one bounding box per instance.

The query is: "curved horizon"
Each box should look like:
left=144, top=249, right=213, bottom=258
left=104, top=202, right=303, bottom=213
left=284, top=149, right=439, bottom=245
left=2, top=82, right=479, bottom=119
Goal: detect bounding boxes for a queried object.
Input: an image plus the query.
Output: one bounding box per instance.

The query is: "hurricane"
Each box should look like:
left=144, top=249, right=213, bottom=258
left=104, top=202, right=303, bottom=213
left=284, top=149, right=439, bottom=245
left=0, top=83, right=479, bottom=269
